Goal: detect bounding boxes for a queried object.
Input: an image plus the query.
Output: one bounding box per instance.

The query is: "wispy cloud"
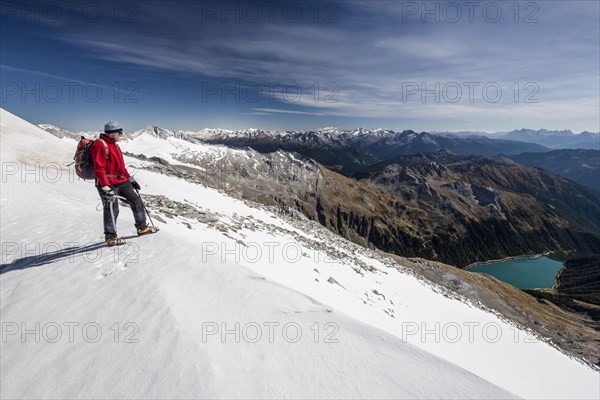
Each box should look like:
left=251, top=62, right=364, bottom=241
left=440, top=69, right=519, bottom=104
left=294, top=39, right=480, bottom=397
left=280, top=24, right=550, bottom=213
left=253, top=108, right=325, bottom=116
left=4, top=0, right=599, bottom=131
left=0, top=64, right=137, bottom=95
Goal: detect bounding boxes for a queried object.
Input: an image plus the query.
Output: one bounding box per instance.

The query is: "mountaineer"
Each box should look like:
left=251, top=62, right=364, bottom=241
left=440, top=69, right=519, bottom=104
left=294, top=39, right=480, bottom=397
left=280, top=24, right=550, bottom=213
left=91, top=121, right=155, bottom=246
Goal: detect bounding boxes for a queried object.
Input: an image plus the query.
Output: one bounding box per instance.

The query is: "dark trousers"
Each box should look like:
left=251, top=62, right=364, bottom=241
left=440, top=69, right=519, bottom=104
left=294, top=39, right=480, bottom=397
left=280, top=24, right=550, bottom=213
left=96, top=180, right=147, bottom=240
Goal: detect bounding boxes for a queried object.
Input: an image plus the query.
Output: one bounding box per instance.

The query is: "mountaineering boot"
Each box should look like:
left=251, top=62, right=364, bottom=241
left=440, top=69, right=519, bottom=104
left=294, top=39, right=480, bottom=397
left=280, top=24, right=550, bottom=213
left=137, top=225, right=157, bottom=236
left=106, top=237, right=126, bottom=246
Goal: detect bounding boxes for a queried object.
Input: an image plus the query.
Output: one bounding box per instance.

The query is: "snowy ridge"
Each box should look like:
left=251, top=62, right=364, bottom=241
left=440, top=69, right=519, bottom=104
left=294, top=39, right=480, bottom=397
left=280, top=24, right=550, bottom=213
left=39, top=123, right=599, bottom=148
left=3, top=108, right=599, bottom=399
left=37, top=123, right=90, bottom=140
left=193, top=126, right=399, bottom=145
left=131, top=125, right=195, bottom=140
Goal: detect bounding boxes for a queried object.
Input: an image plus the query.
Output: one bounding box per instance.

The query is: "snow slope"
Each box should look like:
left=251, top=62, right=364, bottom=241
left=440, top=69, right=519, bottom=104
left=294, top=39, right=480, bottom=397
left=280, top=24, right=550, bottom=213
left=1, top=108, right=598, bottom=399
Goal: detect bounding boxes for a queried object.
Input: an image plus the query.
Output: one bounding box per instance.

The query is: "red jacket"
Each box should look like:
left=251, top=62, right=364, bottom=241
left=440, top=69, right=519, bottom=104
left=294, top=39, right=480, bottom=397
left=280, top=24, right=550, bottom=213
left=91, top=134, right=130, bottom=187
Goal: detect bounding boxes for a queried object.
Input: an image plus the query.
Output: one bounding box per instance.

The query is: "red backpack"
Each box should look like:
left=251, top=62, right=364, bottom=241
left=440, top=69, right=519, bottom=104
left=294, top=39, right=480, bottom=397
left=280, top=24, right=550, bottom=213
left=73, top=136, right=108, bottom=180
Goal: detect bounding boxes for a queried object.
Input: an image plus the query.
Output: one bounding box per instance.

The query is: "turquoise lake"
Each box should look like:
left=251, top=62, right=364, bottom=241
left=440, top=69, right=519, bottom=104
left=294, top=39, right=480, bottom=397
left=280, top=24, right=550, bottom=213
left=467, top=256, right=564, bottom=289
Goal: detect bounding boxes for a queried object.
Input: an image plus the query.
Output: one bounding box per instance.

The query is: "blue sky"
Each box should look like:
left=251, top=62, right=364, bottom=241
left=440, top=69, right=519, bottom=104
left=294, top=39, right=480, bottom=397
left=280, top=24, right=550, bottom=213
left=1, top=0, right=599, bottom=132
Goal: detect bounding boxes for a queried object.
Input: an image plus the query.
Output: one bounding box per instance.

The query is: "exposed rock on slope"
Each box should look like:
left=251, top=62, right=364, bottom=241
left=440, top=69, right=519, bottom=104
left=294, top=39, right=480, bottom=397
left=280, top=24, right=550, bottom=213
left=127, top=149, right=600, bottom=267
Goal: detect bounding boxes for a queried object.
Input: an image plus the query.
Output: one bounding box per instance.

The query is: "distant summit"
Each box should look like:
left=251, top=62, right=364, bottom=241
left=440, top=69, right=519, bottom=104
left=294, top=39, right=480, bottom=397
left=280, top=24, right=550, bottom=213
left=432, top=129, right=600, bottom=150
left=131, top=125, right=192, bottom=140
left=496, top=129, right=600, bottom=149
left=37, top=124, right=86, bottom=140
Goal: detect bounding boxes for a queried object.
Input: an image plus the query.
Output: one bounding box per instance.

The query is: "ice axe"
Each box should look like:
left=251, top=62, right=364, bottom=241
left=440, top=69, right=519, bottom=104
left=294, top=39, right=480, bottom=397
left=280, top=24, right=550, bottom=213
left=135, top=188, right=157, bottom=229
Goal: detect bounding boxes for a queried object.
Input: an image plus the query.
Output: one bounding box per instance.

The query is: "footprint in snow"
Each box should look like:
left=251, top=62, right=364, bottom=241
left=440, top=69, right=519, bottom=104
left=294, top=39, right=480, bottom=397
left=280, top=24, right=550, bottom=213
left=96, top=266, right=114, bottom=280
left=95, top=262, right=128, bottom=279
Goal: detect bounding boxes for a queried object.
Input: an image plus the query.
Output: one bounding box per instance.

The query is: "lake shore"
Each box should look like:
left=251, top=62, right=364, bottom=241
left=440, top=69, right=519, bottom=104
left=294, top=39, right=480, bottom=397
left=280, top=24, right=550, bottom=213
left=464, top=251, right=554, bottom=270
left=465, top=254, right=565, bottom=290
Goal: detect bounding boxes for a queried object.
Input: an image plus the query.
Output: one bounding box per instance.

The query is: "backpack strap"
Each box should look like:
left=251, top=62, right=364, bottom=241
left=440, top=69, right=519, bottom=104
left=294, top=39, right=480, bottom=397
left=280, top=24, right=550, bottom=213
left=96, top=137, right=123, bottom=179
left=96, top=138, right=109, bottom=158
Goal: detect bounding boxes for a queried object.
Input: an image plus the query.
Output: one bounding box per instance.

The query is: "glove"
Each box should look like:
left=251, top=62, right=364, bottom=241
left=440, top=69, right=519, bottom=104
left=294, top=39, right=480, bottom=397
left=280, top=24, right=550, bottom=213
left=129, top=178, right=141, bottom=191
left=101, top=186, right=117, bottom=202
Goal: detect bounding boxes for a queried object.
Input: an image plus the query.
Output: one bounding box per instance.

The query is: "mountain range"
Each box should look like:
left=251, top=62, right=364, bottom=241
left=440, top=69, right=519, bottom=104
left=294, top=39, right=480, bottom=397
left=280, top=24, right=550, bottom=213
left=192, top=127, right=551, bottom=174
left=129, top=144, right=600, bottom=267
left=117, top=125, right=598, bottom=190
left=39, top=124, right=600, bottom=269
left=432, top=129, right=600, bottom=150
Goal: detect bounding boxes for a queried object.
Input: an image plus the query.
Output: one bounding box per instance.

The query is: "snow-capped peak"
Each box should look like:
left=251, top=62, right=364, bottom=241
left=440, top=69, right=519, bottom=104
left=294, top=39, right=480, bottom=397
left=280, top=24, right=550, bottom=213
left=132, top=125, right=192, bottom=140
left=37, top=123, right=86, bottom=140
